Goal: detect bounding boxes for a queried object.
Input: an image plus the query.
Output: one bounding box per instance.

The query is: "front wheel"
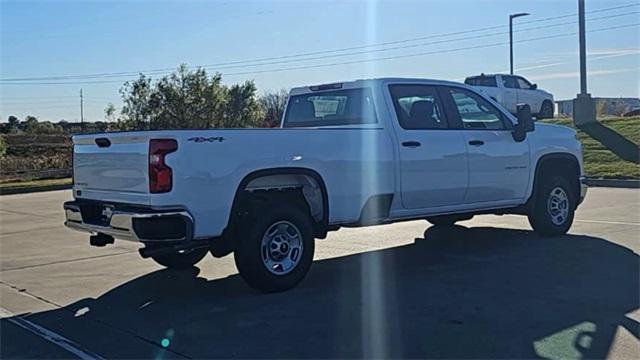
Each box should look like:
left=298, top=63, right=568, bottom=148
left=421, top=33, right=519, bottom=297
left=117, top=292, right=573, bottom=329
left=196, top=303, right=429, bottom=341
left=528, top=175, right=576, bottom=236
left=234, top=201, right=315, bottom=292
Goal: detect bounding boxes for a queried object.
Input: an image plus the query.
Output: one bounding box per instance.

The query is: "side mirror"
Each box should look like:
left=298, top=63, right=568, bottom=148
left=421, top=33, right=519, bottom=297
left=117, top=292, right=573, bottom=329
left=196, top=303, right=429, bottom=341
left=531, top=83, right=538, bottom=90
left=513, top=104, right=535, bottom=142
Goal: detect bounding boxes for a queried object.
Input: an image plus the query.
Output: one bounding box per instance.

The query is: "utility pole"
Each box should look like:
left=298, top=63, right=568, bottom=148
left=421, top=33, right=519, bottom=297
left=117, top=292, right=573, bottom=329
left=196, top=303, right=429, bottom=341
left=578, top=0, right=588, bottom=95
left=573, top=0, right=596, bottom=126
left=509, top=12, right=530, bottom=75
left=80, top=88, right=84, bottom=133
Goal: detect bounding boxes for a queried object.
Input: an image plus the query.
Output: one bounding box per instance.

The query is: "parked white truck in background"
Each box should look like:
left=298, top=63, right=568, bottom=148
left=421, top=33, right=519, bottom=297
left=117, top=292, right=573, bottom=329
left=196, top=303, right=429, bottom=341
left=65, top=78, right=586, bottom=292
left=465, top=74, right=555, bottom=119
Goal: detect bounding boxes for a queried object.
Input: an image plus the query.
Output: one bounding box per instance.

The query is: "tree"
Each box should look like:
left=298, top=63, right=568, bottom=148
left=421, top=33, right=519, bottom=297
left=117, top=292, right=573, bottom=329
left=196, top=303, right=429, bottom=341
left=259, top=89, right=288, bottom=127
left=22, top=115, right=39, bottom=133
left=8, top=115, right=19, bottom=130
left=104, top=103, right=117, bottom=122
left=116, top=65, right=263, bottom=130
left=119, top=74, right=154, bottom=130
left=221, top=81, right=263, bottom=128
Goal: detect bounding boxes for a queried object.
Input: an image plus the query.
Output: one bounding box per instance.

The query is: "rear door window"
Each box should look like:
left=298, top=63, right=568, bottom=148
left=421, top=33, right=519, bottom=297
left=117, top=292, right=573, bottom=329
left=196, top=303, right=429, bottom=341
left=283, top=88, right=376, bottom=127
left=502, top=76, right=520, bottom=89
left=389, top=85, right=448, bottom=129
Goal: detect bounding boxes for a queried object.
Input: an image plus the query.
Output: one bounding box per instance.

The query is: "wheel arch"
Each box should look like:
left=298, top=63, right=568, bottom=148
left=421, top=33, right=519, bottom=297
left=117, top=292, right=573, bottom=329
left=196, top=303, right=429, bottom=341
left=529, top=152, right=581, bottom=206
left=229, top=167, right=330, bottom=238
left=539, top=99, right=554, bottom=118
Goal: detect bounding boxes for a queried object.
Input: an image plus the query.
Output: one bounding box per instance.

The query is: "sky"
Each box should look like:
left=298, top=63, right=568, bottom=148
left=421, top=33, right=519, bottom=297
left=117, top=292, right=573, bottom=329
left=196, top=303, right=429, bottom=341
left=1, top=0, right=639, bottom=122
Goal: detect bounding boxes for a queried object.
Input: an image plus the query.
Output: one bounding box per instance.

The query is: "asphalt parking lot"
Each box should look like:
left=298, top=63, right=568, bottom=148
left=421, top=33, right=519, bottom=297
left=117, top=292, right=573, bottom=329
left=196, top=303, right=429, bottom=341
left=1, top=188, right=638, bottom=359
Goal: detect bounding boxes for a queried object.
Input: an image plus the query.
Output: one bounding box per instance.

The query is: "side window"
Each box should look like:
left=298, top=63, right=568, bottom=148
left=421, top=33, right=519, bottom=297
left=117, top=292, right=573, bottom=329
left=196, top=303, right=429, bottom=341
left=448, top=88, right=506, bottom=130
left=389, top=85, right=448, bottom=130
left=502, top=76, right=520, bottom=89
left=517, top=77, right=533, bottom=90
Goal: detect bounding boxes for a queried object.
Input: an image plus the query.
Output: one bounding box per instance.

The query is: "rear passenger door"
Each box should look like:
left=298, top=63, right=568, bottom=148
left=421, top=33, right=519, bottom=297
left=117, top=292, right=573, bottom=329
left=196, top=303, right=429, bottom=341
left=388, top=84, right=468, bottom=209
left=442, top=86, right=530, bottom=204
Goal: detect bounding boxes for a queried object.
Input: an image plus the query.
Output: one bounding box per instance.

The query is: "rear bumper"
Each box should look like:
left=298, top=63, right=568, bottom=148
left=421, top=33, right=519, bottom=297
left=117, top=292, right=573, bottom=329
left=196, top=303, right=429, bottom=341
left=579, top=176, right=588, bottom=205
left=64, top=200, right=193, bottom=242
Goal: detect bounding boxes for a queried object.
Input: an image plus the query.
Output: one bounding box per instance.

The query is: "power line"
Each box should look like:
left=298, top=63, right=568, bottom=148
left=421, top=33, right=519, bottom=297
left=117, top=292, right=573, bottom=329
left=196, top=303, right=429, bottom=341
left=220, top=23, right=640, bottom=77
left=2, top=22, right=637, bottom=86
left=1, top=2, right=638, bottom=83
left=9, top=10, right=637, bottom=85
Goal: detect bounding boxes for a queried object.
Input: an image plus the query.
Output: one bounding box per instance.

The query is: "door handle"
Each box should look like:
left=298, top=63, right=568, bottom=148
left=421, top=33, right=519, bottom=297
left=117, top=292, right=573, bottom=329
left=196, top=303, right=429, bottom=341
left=468, top=140, right=484, bottom=146
left=402, top=141, right=421, bottom=148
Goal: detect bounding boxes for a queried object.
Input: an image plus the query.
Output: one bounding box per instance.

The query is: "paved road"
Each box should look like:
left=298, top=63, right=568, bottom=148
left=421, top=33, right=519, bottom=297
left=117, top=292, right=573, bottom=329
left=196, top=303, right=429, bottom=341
left=1, top=188, right=638, bottom=359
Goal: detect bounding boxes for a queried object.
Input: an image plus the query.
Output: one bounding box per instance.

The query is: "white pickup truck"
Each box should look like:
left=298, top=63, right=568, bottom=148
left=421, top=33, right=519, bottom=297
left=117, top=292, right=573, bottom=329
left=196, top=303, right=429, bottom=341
left=64, top=77, right=587, bottom=292
left=464, top=74, right=555, bottom=119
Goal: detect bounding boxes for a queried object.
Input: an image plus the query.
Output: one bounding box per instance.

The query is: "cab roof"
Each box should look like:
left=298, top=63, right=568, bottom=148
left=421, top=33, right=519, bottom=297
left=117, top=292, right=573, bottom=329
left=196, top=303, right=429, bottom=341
left=288, top=77, right=466, bottom=96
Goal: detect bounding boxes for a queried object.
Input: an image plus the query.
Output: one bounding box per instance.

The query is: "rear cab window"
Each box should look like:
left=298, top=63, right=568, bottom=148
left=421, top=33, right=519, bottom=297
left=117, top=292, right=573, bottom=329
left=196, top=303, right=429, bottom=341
left=283, top=88, right=377, bottom=127
left=464, top=76, right=497, bottom=87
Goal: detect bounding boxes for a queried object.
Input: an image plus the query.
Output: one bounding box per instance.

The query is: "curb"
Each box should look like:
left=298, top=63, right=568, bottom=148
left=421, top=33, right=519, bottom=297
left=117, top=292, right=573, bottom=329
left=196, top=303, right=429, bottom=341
left=0, top=184, right=72, bottom=196
left=1, top=178, right=638, bottom=196
left=585, top=178, right=640, bottom=188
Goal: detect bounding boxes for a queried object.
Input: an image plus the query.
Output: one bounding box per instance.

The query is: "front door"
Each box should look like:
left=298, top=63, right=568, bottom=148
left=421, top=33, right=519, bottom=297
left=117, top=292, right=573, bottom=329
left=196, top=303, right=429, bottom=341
left=443, top=86, right=530, bottom=204
left=516, top=76, right=542, bottom=114
left=388, top=84, right=468, bottom=209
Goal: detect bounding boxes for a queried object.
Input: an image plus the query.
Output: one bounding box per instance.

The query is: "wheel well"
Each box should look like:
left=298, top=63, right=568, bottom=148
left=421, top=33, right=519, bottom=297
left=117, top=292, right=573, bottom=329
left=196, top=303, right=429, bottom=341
left=540, top=100, right=554, bottom=116
left=532, top=154, right=581, bottom=203
left=229, top=168, right=329, bottom=239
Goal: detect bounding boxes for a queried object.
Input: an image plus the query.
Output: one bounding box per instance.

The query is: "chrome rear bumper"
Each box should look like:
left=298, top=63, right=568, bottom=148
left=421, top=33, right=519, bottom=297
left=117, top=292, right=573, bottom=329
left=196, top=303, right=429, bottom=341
left=64, top=201, right=193, bottom=242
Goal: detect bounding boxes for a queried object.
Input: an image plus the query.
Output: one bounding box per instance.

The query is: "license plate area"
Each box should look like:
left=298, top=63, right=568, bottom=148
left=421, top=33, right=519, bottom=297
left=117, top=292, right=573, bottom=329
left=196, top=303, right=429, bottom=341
left=79, top=202, right=114, bottom=226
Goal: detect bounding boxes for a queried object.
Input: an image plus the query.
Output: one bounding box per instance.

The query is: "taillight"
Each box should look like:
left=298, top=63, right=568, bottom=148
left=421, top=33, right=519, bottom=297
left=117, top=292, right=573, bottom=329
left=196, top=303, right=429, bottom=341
left=149, top=139, right=177, bottom=193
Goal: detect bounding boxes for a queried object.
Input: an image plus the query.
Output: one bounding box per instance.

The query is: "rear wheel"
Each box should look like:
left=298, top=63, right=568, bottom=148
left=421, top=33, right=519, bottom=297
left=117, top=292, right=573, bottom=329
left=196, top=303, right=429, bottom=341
left=539, top=100, right=554, bottom=119
left=149, top=247, right=208, bottom=269
left=234, top=199, right=315, bottom=292
left=528, top=175, right=576, bottom=236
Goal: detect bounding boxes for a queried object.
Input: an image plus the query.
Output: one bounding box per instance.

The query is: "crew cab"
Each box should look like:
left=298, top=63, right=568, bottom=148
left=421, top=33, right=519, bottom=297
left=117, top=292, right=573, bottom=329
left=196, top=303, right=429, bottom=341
left=64, top=78, right=586, bottom=292
left=465, top=74, right=555, bottom=119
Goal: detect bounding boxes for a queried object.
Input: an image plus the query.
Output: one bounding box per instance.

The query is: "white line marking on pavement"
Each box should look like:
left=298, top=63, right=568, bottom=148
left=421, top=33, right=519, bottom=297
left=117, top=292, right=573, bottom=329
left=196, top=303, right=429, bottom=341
left=0, top=307, right=104, bottom=360
left=575, top=219, right=640, bottom=226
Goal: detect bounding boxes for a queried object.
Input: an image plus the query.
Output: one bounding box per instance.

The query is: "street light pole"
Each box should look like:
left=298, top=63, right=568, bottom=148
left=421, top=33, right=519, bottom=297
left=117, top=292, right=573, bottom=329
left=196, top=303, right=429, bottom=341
left=509, top=12, right=530, bottom=75
left=573, top=0, right=596, bottom=126
left=578, top=0, right=587, bottom=95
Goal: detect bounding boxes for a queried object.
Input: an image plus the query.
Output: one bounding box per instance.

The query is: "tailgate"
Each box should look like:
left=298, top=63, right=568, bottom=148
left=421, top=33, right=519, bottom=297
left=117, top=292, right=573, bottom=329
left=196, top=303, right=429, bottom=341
left=73, top=133, right=149, bottom=194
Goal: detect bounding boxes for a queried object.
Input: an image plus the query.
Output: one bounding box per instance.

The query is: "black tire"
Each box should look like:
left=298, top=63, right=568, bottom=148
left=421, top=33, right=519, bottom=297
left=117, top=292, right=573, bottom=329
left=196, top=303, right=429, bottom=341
left=149, top=247, right=208, bottom=269
left=539, top=100, right=554, bottom=119
left=528, top=175, right=576, bottom=236
left=426, top=214, right=473, bottom=227
left=234, top=200, right=315, bottom=292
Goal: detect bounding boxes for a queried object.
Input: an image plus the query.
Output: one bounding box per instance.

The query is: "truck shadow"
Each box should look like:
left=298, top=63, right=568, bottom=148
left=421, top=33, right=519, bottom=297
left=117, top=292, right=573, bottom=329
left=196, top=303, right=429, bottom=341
left=5, top=225, right=640, bottom=359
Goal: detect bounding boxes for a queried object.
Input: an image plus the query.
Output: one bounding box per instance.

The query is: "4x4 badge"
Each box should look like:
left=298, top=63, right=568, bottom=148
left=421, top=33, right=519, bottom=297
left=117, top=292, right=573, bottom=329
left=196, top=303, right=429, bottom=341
left=187, top=136, right=225, bottom=143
